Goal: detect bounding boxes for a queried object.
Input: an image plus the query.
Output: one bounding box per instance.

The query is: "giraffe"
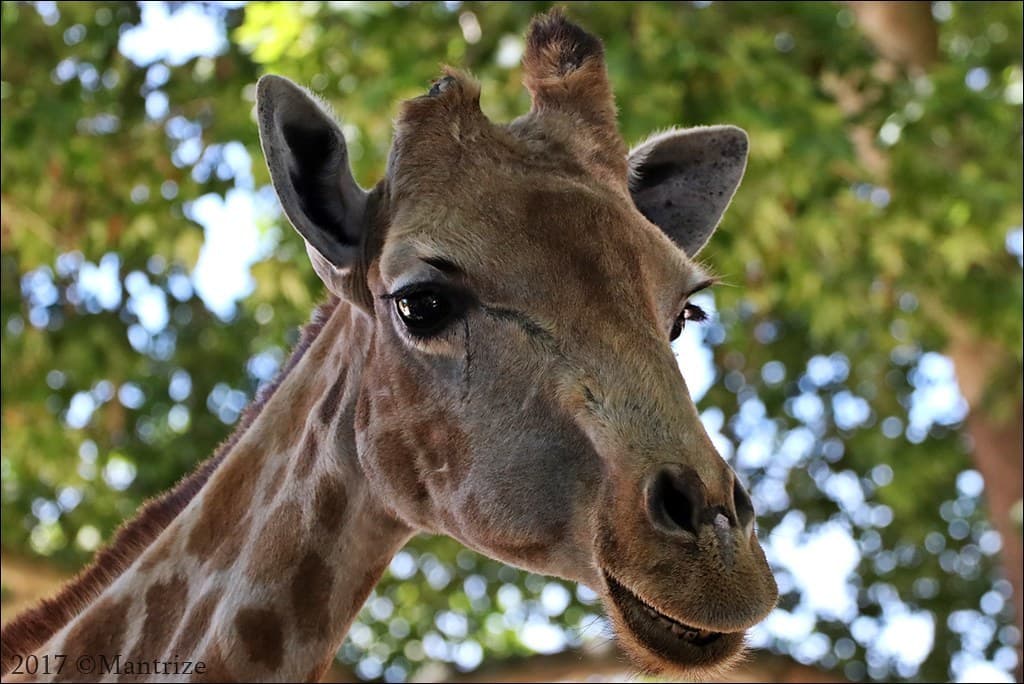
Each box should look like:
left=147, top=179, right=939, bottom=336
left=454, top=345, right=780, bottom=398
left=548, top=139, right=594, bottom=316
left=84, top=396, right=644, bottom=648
left=1, top=10, right=778, bottom=682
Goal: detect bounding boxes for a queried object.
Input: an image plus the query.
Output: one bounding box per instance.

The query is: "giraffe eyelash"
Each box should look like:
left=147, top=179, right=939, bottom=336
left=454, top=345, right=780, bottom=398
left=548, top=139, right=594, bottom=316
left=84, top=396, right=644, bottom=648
left=682, top=303, right=707, bottom=323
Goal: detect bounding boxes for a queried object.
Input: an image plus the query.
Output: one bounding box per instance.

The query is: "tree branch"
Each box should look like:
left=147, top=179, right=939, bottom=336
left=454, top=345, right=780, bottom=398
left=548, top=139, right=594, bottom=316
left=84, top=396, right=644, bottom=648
left=847, top=2, right=938, bottom=70
left=403, top=643, right=847, bottom=683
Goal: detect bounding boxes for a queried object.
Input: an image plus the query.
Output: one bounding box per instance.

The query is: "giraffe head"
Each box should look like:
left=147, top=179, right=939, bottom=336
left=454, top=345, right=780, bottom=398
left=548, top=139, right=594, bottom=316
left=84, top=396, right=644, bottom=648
left=256, top=10, right=777, bottom=677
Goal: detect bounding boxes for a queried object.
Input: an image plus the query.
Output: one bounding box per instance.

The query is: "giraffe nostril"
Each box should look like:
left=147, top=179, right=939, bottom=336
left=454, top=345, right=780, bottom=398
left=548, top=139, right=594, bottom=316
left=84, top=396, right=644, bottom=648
left=646, top=466, right=706, bottom=536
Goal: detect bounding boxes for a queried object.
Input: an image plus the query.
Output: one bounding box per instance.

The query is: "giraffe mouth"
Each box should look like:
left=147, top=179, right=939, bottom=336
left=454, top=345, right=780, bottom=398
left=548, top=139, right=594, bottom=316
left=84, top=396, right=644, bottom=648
left=603, top=571, right=723, bottom=645
left=602, top=569, right=746, bottom=669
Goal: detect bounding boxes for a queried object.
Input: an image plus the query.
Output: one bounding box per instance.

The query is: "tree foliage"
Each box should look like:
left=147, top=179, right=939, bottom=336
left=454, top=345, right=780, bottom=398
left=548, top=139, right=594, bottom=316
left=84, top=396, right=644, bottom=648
left=1, top=2, right=1021, bottom=682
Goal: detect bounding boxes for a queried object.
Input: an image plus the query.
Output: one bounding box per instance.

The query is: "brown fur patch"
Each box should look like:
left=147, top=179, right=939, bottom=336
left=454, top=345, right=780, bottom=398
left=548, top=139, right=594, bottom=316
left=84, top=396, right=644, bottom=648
left=196, top=643, right=235, bottom=683
left=303, top=656, right=335, bottom=683
left=317, top=367, right=349, bottom=425
left=235, top=607, right=284, bottom=671
left=354, top=393, right=371, bottom=433
left=186, top=451, right=261, bottom=560
left=333, top=399, right=358, bottom=461
left=313, top=472, right=348, bottom=532
left=375, top=429, right=429, bottom=507
left=168, top=588, right=221, bottom=660
left=0, top=299, right=339, bottom=677
left=210, top=514, right=251, bottom=571
left=291, top=552, right=333, bottom=641
left=347, top=564, right=388, bottom=616
left=53, top=595, right=131, bottom=683
left=293, top=430, right=319, bottom=481
left=123, top=574, right=189, bottom=674
left=247, top=501, right=304, bottom=584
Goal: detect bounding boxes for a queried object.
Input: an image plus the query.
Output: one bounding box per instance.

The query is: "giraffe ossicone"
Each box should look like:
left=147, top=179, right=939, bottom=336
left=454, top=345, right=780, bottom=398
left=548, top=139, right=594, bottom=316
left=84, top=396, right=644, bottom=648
left=2, top=10, right=777, bottom=682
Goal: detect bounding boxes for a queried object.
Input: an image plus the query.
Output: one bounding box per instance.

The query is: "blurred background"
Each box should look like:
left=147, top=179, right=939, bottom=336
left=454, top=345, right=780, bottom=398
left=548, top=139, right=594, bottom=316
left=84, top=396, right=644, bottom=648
left=1, top=2, right=1021, bottom=682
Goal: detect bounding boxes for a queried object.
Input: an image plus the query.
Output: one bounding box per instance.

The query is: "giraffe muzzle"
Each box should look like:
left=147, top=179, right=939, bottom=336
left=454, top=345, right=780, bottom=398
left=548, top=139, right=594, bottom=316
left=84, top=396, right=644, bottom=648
left=590, top=453, right=778, bottom=674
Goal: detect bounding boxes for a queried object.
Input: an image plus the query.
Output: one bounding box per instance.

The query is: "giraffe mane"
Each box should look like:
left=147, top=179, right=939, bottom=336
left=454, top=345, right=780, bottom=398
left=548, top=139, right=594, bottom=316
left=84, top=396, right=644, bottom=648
left=0, top=296, right=341, bottom=675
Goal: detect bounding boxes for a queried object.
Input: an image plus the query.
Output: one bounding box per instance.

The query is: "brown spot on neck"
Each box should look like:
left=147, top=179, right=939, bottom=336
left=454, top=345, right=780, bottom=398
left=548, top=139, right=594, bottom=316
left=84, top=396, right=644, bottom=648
left=294, top=430, right=319, bottom=481
left=196, top=643, right=236, bottom=683
left=53, top=595, right=131, bottom=683
left=318, top=367, right=349, bottom=425
left=235, top=607, right=284, bottom=671
left=186, top=449, right=261, bottom=561
left=314, top=472, right=348, bottom=532
left=209, top=514, right=251, bottom=571
left=291, top=552, right=334, bottom=642
left=122, top=574, right=189, bottom=678
left=247, top=501, right=304, bottom=584
left=355, top=392, right=371, bottom=432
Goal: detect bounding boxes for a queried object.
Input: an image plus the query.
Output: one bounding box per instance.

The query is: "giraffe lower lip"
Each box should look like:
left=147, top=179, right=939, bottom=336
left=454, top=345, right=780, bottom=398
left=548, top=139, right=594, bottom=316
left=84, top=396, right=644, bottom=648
left=603, top=571, right=724, bottom=647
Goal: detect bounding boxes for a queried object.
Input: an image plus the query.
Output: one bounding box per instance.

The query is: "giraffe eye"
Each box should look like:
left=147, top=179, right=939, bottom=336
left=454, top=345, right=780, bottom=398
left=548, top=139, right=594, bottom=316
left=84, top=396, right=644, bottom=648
left=393, top=286, right=463, bottom=338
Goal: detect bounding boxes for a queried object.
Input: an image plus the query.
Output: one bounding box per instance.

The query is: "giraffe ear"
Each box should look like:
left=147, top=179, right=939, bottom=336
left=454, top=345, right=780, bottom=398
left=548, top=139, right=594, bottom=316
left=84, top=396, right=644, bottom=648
left=628, top=126, right=748, bottom=257
left=257, top=75, right=368, bottom=272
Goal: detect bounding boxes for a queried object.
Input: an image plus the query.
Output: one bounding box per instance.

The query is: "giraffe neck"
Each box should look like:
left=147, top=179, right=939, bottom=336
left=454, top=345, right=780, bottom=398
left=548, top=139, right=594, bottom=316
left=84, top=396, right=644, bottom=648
left=26, top=300, right=412, bottom=683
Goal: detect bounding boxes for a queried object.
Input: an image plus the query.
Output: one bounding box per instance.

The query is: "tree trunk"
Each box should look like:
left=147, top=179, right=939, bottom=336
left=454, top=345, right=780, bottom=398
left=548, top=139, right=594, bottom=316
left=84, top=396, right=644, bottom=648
left=948, top=337, right=1024, bottom=683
